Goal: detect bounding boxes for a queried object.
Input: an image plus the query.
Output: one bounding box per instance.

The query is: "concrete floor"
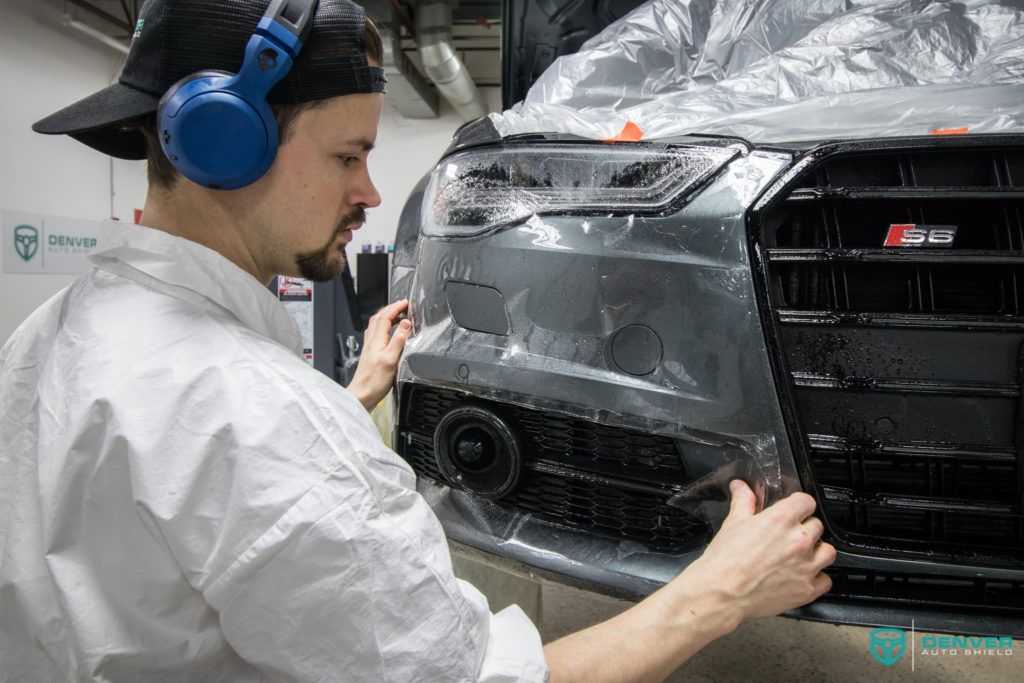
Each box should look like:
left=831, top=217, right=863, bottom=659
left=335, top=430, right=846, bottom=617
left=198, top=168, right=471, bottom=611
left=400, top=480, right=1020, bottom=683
left=453, top=551, right=1020, bottom=680
left=538, top=582, right=1020, bottom=682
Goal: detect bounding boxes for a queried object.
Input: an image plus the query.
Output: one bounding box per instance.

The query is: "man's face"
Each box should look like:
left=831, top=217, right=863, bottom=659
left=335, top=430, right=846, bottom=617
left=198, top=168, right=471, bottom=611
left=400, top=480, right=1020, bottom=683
left=245, top=91, right=383, bottom=282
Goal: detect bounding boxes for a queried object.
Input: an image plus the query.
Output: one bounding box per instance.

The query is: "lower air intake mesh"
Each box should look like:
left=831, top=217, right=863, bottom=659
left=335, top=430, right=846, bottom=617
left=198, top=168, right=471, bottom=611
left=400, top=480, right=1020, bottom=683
left=397, top=385, right=708, bottom=553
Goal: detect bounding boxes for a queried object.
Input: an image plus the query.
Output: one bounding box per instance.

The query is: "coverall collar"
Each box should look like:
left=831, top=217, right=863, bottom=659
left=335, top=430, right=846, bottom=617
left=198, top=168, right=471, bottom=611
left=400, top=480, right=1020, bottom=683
left=88, top=219, right=304, bottom=356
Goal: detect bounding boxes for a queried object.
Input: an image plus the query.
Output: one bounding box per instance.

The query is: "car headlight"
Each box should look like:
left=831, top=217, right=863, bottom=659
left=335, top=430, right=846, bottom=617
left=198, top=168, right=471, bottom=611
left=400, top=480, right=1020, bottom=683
left=422, top=143, right=738, bottom=237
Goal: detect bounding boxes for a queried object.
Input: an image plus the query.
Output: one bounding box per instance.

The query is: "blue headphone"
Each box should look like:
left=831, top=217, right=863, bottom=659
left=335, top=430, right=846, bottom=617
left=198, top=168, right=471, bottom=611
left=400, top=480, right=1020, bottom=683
left=157, top=0, right=318, bottom=190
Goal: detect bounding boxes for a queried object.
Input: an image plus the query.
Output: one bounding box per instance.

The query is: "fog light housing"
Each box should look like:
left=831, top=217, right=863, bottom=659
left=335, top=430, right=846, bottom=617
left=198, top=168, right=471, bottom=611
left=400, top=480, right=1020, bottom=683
left=434, top=405, right=521, bottom=499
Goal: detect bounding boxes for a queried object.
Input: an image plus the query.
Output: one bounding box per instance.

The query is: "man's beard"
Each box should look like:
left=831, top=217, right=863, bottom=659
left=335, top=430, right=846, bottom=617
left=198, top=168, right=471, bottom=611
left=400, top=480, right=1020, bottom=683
left=295, top=208, right=365, bottom=282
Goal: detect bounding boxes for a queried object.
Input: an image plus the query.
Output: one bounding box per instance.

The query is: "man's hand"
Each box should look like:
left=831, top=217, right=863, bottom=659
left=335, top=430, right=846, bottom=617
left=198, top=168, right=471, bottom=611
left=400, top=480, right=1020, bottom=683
left=347, top=300, right=412, bottom=412
left=674, top=480, right=836, bottom=626
left=543, top=481, right=836, bottom=683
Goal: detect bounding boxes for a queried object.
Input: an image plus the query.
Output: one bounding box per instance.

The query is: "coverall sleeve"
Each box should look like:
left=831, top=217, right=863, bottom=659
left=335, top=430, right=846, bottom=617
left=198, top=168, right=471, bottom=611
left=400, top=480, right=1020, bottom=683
left=131, top=345, right=549, bottom=682
left=199, top=450, right=549, bottom=683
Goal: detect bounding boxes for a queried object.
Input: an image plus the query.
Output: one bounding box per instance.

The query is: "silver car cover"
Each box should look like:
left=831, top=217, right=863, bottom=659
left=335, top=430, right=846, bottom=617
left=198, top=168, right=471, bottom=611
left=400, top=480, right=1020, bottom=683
left=491, top=0, right=1024, bottom=143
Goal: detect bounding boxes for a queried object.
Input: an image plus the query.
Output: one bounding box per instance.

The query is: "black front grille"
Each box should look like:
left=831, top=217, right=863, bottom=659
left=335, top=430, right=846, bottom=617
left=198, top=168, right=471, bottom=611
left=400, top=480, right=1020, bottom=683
left=397, top=385, right=709, bottom=552
left=752, top=138, right=1024, bottom=565
left=827, top=567, right=1024, bottom=615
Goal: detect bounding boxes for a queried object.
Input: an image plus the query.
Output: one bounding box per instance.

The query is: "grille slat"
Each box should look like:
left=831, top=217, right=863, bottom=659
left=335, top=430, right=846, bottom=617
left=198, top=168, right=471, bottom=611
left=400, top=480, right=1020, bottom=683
left=792, top=373, right=1020, bottom=398
left=775, top=263, right=1022, bottom=315
left=397, top=385, right=709, bottom=553
left=827, top=569, right=1024, bottom=614
left=778, top=310, right=1024, bottom=331
left=754, top=141, right=1024, bottom=566
left=808, top=434, right=1018, bottom=463
left=768, top=248, right=1024, bottom=265
left=787, top=187, right=1024, bottom=202
left=823, top=486, right=1018, bottom=516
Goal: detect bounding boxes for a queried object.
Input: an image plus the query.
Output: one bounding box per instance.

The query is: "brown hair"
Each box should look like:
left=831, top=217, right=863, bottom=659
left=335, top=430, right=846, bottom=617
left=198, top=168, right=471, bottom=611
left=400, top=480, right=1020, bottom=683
left=140, top=16, right=383, bottom=190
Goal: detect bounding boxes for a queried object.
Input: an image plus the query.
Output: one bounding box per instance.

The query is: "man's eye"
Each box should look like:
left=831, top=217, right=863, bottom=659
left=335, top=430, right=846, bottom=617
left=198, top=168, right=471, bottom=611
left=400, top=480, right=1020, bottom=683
left=339, top=156, right=359, bottom=167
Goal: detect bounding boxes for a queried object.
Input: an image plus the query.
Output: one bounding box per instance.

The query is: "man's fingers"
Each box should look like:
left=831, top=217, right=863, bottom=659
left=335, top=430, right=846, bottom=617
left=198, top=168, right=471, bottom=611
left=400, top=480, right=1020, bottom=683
left=774, top=491, right=817, bottom=523
left=386, top=319, right=413, bottom=358
left=811, top=541, right=837, bottom=572
left=365, top=301, right=410, bottom=344
left=799, top=516, right=824, bottom=542
left=374, top=300, right=410, bottom=325
left=723, top=480, right=756, bottom=527
left=811, top=571, right=833, bottom=599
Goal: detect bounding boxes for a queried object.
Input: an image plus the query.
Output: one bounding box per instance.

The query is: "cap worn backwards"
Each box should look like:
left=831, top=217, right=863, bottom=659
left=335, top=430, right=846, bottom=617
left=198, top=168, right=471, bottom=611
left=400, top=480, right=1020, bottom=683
left=32, top=0, right=386, bottom=160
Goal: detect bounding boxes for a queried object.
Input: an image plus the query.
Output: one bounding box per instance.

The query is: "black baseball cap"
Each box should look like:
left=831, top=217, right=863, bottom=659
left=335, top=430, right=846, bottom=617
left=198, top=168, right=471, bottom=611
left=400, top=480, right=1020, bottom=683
left=33, top=0, right=386, bottom=160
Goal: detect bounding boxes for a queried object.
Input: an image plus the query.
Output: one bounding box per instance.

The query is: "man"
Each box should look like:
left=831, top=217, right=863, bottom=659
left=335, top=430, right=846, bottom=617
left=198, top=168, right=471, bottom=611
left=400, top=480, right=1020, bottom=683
left=0, top=0, right=835, bottom=681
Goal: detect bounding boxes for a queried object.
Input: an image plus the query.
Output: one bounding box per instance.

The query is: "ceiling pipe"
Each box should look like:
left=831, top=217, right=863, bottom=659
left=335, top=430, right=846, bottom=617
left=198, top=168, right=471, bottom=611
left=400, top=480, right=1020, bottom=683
left=66, top=0, right=133, bottom=34
left=63, top=15, right=130, bottom=54
left=380, top=23, right=439, bottom=118
left=386, top=0, right=416, bottom=39
left=414, top=1, right=487, bottom=122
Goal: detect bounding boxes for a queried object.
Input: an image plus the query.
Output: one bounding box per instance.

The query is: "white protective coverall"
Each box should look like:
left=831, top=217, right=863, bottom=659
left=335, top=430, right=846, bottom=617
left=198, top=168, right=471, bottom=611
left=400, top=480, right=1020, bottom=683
left=0, top=220, right=548, bottom=682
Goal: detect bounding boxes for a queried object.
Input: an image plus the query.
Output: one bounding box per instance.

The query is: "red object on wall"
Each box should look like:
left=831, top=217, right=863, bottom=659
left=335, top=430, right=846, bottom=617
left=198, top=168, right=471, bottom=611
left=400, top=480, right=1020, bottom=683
left=134, top=209, right=143, bottom=224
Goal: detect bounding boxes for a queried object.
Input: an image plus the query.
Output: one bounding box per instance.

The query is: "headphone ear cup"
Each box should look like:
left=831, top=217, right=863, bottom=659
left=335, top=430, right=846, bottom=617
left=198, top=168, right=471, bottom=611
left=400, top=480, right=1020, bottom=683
left=158, top=70, right=279, bottom=190
left=157, top=69, right=235, bottom=120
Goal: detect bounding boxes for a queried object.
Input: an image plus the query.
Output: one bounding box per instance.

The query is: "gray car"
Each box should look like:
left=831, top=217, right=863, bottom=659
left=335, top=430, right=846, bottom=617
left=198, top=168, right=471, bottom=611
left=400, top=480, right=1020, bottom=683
left=389, top=0, right=1024, bottom=639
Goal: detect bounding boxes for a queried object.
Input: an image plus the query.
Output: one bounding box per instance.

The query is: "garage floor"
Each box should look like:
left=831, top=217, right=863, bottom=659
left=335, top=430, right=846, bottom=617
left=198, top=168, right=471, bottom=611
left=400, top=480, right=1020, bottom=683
left=539, top=582, right=1019, bottom=682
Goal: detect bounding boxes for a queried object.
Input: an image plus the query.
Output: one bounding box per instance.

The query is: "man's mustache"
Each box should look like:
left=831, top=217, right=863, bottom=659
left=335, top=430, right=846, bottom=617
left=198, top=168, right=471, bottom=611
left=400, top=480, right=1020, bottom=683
left=336, top=208, right=366, bottom=234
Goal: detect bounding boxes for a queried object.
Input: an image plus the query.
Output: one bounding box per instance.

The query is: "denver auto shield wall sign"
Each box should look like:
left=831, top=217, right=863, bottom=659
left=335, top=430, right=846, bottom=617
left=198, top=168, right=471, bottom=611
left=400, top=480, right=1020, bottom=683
left=2, top=209, right=103, bottom=274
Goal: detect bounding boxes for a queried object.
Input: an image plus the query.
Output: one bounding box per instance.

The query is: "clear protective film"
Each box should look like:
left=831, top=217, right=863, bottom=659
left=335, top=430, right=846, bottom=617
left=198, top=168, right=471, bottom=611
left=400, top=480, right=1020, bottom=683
left=490, top=0, right=1024, bottom=143
left=394, top=143, right=802, bottom=585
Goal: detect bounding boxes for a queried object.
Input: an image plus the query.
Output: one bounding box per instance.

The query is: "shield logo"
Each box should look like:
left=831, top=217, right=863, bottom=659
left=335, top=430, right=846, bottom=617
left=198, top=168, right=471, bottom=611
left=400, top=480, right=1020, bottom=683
left=870, top=627, right=906, bottom=666
left=14, top=225, right=38, bottom=262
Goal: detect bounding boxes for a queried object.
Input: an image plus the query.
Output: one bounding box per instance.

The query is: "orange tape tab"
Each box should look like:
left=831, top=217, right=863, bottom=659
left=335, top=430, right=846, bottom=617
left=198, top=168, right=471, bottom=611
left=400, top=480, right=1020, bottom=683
left=931, top=127, right=969, bottom=136
left=601, top=120, right=644, bottom=143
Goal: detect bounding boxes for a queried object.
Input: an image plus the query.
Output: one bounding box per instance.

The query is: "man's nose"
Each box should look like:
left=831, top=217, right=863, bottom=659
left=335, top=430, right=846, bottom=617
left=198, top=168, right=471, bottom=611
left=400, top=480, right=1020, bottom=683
left=351, top=170, right=381, bottom=209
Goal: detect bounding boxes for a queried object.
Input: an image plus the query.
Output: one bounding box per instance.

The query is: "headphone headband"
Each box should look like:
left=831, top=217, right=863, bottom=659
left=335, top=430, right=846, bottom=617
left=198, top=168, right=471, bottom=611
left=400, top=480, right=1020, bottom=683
left=260, top=0, right=318, bottom=56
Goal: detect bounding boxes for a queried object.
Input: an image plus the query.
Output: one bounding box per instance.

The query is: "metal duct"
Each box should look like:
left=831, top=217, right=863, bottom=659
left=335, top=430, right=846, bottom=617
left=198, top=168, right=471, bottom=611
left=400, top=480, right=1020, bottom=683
left=415, top=1, right=487, bottom=122
left=380, top=24, right=440, bottom=119
left=63, top=15, right=129, bottom=54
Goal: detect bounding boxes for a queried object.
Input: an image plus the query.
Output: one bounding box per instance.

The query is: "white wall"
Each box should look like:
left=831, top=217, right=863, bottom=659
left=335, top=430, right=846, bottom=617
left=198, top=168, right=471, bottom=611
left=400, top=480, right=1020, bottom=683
left=0, top=0, right=498, bottom=345
left=0, top=0, right=143, bottom=344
